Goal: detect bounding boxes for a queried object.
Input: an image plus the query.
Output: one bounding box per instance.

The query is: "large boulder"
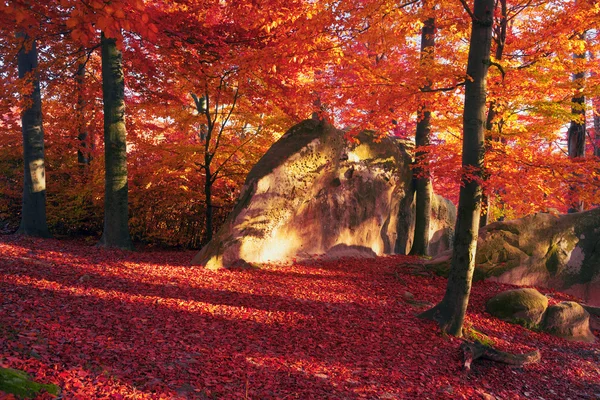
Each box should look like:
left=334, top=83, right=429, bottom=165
left=428, top=209, right=600, bottom=306
left=541, top=301, right=595, bottom=342
left=486, top=288, right=549, bottom=328
left=192, top=119, right=455, bottom=269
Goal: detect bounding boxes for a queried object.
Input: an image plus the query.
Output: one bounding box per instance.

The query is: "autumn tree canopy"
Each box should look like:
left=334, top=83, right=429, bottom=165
left=0, top=0, right=599, bottom=245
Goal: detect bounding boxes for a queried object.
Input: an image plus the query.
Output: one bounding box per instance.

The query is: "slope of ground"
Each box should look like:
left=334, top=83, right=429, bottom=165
left=0, top=235, right=598, bottom=399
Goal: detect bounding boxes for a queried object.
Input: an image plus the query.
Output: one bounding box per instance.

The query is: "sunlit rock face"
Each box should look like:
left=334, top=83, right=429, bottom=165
left=428, top=208, right=600, bottom=306
left=396, top=193, right=456, bottom=256
left=192, top=119, right=428, bottom=269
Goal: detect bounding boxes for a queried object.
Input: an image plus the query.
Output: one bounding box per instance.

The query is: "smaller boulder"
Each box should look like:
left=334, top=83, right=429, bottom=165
left=486, top=288, right=548, bottom=328
left=322, top=244, right=376, bottom=260
left=228, top=259, right=256, bottom=270
left=541, top=301, right=595, bottom=342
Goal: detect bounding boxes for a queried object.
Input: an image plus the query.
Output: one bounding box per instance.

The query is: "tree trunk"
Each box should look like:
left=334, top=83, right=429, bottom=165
left=191, top=92, right=216, bottom=245
left=204, top=162, right=213, bottom=244
left=480, top=0, right=507, bottom=228
left=594, top=95, right=600, bottom=157
left=419, top=0, right=493, bottom=337
left=98, top=33, right=133, bottom=249
left=410, top=15, right=435, bottom=256
left=16, top=33, right=50, bottom=238
left=567, top=37, right=586, bottom=213
left=76, top=58, right=91, bottom=166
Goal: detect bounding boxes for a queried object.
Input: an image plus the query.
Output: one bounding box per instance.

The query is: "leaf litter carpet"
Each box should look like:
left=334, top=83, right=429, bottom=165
left=0, top=235, right=599, bottom=399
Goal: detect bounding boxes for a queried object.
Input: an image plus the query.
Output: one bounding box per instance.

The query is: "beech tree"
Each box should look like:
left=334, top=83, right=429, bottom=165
left=419, top=0, right=494, bottom=336
left=2, top=0, right=599, bottom=246
left=16, top=33, right=50, bottom=238
left=595, top=93, right=600, bottom=157
left=191, top=84, right=240, bottom=245
left=98, top=33, right=133, bottom=249
left=479, top=0, right=507, bottom=227
left=76, top=58, right=91, bottom=166
left=410, top=9, right=435, bottom=256
left=567, top=33, right=587, bottom=213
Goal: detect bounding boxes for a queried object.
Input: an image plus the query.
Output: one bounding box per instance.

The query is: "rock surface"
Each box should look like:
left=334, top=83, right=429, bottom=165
left=541, top=301, right=595, bottom=342
left=486, top=288, right=549, bottom=327
left=398, top=193, right=456, bottom=256
left=192, top=119, right=455, bottom=269
left=427, top=208, right=600, bottom=306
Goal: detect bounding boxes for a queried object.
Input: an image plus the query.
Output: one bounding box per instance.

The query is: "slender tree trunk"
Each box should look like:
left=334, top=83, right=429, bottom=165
left=410, top=15, right=435, bottom=256
left=76, top=58, right=91, bottom=166
left=98, top=33, right=133, bottom=249
left=594, top=95, right=600, bottom=157
left=567, top=35, right=586, bottom=213
left=204, top=162, right=213, bottom=244
left=567, top=78, right=586, bottom=159
left=191, top=92, right=215, bottom=245
left=419, top=0, right=494, bottom=337
left=16, top=33, right=50, bottom=237
left=202, top=95, right=215, bottom=245
left=480, top=0, right=507, bottom=228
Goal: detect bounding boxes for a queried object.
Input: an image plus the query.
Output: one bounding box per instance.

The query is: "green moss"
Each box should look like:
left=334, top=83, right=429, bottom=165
left=509, top=317, right=540, bottom=330
left=424, top=260, right=450, bottom=278
left=486, top=288, right=548, bottom=328
left=463, top=327, right=496, bottom=347
left=0, top=367, right=60, bottom=398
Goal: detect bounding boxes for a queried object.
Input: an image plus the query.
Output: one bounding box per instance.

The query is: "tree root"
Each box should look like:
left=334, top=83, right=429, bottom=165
left=461, top=341, right=541, bottom=371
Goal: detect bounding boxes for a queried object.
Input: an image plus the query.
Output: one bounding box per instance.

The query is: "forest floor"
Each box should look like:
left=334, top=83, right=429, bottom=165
left=0, top=234, right=599, bottom=400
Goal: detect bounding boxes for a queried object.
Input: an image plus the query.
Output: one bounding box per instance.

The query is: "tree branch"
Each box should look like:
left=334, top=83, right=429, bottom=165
left=422, top=81, right=466, bottom=92
left=458, top=0, right=476, bottom=20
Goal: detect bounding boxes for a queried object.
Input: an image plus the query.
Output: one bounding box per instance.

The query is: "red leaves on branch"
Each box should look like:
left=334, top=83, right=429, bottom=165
left=1, top=235, right=598, bottom=399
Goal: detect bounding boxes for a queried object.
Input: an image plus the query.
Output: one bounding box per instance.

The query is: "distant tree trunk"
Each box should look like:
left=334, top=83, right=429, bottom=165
left=567, top=34, right=586, bottom=213
left=191, top=80, right=239, bottom=245
left=590, top=51, right=599, bottom=158
left=191, top=92, right=215, bottom=245
left=98, top=33, right=133, bottom=249
left=76, top=58, right=91, bottom=166
left=410, top=15, right=435, bottom=256
left=419, top=0, right=494, bottom=337
left=204, top=159, right=214, bottom=244
left=16, top=33, right=50, bottom=238
left=594, top=96, right=600, bottom=157
left=480, top=0, right=507, bottom=228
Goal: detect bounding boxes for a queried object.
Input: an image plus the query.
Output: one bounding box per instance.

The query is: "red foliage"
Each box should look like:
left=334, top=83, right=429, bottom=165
left=1, top=235, right=599, bottom=399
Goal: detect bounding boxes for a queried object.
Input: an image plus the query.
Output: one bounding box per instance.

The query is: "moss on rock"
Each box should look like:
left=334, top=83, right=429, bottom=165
left=486, top=288, right=548, bottom=328
left=0, top=367, right=60, bottom=398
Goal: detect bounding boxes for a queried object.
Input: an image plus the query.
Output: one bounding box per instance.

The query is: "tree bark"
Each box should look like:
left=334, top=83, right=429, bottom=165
left=410, top=15, right=435, bottom=256
left=204, top=160, right=214, bottom=244
left=76, top=58, right=91, bottom=166
left=480, top=0, right=507, bottom=228
left=419, top=0, right=493, bottom=336
left=567, top=36, right=586, bottom=213
left=98, top=33, right=133, bottom=249
left=192, top=92, right=216, bottom=245
left=16, top=33, right=50, bottom=238
left=594, top=95, right=600, bottom=157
